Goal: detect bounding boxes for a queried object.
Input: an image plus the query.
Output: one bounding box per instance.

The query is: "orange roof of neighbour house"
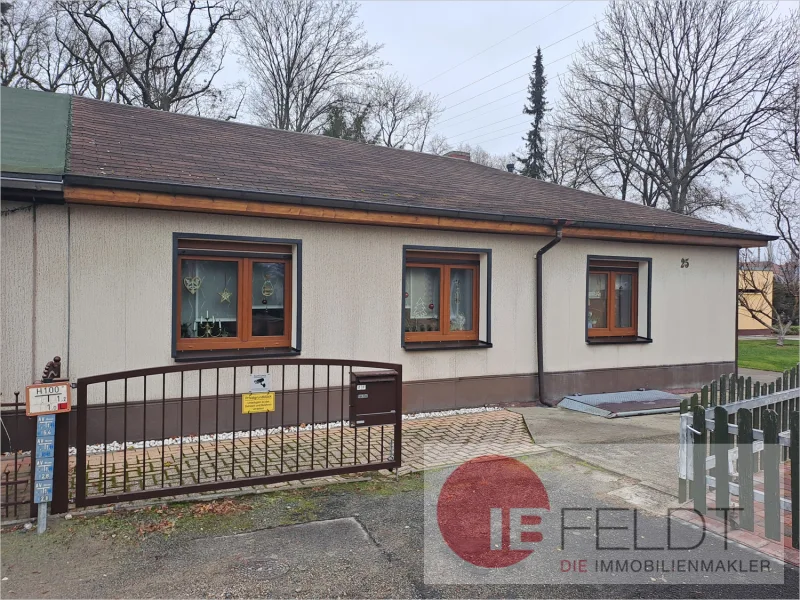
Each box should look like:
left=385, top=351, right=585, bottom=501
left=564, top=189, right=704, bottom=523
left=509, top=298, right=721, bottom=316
left=5, top=91, right=772, bottom=245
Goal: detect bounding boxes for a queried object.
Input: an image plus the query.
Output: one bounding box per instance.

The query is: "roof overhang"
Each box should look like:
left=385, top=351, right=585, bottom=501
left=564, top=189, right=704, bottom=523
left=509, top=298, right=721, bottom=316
left=2, top=172, right=64, bottom=202
left=62, top=175, right=776, bottom=248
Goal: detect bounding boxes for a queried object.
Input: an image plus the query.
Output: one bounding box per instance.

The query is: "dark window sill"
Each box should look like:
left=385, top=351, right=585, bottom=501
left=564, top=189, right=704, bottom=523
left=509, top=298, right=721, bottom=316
left=403, top=340, right=492, bottom=352
left=174, top=347, right=300, bottom=362
left=586, top=336, right=652, bottom=345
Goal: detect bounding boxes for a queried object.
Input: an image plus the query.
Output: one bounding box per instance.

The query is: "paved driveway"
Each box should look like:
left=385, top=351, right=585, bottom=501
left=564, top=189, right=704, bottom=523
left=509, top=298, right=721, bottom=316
left=3, top=451, right=797, bottom=598
left=510, top=407, right=681, bottom=497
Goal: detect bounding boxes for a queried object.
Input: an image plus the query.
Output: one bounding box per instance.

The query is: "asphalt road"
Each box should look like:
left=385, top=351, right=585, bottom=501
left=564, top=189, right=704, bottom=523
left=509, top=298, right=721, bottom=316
left=2, top=451, right=797, bottom=599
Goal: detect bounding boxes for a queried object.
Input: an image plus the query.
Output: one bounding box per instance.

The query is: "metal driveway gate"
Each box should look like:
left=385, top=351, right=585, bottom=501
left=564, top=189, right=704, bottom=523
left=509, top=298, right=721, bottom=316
left=75, top=358, right=402, bottom=507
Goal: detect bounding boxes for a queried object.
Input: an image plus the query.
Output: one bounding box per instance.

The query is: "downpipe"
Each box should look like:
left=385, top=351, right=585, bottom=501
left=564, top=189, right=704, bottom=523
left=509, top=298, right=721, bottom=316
left=536, top=222, right=565, bottom=406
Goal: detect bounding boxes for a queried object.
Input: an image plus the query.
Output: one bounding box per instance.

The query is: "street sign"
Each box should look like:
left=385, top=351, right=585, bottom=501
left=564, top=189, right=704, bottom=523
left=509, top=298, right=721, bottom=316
left=34, top=481, right=53, bottom=504
left=35, top=437, right=55, bottom=458
left=34, top=457, right=55, bottom=481
left=26, top=382, right=71, bottom=416
left=250, top=373, right=272, bottom=393
left=36, top=414, right=56, bottom=436
left=242, top=392, right=276, bottom=414
left=34, top=412, right=58, bottom=533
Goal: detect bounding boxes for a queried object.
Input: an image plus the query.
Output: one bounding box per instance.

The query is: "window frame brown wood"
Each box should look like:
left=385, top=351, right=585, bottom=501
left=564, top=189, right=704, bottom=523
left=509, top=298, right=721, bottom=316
left=176, top=254, right=292, bottom=351
left=404, top=259, right=480, bottom=343
left=587, top=265, right=638, bottom=338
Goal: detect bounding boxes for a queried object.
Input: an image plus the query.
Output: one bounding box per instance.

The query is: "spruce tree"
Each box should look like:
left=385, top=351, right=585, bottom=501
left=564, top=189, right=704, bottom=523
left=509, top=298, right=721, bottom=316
left=321, top=102, right=375, bottom=143
left=518, top=48, right=547, bottom=179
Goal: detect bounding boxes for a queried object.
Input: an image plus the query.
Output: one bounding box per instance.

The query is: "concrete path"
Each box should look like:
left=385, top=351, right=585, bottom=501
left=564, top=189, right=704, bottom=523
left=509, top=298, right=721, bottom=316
left=738, top=367, right=788, bottom=382
left=509, top=406, right=681, bottom=497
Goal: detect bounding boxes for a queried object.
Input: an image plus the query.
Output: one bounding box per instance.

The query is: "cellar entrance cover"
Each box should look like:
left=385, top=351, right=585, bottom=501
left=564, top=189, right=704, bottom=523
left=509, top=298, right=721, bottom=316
left=557, top=390, right=684, bottom=418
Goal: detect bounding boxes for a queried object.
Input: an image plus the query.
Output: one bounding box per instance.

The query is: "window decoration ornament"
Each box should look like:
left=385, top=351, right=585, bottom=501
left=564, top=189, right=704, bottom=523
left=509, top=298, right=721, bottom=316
left=412, top=297, right=431, bottom=318
left=261, top=275, right=275, bottom=305
left=450, top=279, right=466, bottom=331
left=183, top=275, right=203, bottom=294
left=218, top=275, right=233, bottom=303
left=199, top=313, right=228, bottom=338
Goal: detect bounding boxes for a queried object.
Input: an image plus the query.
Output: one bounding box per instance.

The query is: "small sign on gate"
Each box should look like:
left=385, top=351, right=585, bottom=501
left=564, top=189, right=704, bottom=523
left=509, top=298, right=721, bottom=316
left=250, top=373, right=272, bottom=393
left=25, top=382, right=71, bottom=416
left=242, top=392, right=276, bottom=414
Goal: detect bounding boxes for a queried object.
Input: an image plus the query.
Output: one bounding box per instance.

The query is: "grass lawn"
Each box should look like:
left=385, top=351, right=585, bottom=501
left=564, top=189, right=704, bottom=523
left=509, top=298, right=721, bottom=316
left=738, top=338, right=799, bottom=372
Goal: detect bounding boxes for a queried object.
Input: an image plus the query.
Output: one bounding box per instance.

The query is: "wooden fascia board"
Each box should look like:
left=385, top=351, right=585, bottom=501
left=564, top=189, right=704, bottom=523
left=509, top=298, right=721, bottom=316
left=63, top=186, right=766, bottom=248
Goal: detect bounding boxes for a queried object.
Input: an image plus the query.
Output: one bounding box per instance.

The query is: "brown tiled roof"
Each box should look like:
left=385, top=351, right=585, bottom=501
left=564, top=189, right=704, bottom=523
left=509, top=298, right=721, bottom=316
left=67, top=96, right=770, bottom=241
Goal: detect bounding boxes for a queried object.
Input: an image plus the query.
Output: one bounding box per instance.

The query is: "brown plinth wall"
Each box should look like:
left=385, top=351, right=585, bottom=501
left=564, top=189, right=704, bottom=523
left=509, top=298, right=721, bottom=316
left=1, top=361, right=731, bottom=450
left=539, top=360, right=735, bottom=404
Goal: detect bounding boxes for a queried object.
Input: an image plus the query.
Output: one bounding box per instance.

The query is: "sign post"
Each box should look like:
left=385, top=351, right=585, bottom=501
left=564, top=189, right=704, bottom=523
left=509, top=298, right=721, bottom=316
left=26, top=382, right=71, bottom=533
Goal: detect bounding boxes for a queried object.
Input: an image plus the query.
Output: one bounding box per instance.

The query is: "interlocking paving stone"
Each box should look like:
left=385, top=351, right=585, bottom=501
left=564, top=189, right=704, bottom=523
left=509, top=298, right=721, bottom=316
left=2, top=409, right=535, bottom=518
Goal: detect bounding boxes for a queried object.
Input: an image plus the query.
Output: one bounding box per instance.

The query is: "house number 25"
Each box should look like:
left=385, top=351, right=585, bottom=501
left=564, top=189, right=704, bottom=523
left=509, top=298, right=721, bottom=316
left=680, top=258, right=690, bottom=268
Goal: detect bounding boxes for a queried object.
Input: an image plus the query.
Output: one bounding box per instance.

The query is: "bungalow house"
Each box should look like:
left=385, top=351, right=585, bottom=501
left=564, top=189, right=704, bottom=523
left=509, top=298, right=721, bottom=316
left=0, top=87, right=775, bottom=411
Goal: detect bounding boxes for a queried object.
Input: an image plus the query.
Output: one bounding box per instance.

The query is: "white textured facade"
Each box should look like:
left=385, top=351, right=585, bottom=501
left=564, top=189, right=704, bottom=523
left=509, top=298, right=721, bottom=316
left=1, top=203, right=737, bottom=403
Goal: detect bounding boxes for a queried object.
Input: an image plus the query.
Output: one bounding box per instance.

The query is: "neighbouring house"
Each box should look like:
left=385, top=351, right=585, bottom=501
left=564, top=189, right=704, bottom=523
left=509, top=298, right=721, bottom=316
left=738, top=265, right=774, bottom=336
left=0, top=87, right=777, bottom=411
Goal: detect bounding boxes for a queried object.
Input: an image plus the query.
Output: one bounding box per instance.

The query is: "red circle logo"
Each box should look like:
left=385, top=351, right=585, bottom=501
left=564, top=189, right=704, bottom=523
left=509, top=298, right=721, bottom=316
left=437, top=455, right=549, bottom=568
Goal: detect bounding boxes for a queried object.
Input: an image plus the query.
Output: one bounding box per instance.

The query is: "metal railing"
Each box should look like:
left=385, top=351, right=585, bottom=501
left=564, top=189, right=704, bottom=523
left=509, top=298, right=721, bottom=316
left=74, top=358, right=402, bottom=507
left=1, top=392, right=35, bottom=519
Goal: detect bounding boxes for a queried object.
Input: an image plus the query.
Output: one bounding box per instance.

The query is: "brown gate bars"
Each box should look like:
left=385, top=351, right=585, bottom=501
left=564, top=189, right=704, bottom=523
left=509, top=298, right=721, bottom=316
left=74, top=358, right=402, bottom=508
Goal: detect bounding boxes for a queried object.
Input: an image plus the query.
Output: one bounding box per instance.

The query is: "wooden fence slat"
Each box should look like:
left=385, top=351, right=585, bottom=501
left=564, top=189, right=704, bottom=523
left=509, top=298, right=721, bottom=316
left=738, top=376, right=744, bottom=403
left=693, top=406, right=707, bottom=516
left=679, top=398, right=690, bottom=503
left=745, top=377, right=752, bottom=400
left=737, top=408, right=754, bottom=531
left=763, top=410, right=781, bottom=541
left=790, top=411, right=798, bottom=550
left=701, top=385, right=709, bottom=408
left=714, top=406, right=731, bottom=511
left=720, top=375, right=727, bottom=406
left=711, top=380, right=718, bottom=407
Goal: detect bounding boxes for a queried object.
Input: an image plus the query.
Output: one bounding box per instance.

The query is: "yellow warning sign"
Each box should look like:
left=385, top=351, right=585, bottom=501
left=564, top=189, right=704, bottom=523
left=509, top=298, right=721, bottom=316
left=242, top=392, right=276, bottom=414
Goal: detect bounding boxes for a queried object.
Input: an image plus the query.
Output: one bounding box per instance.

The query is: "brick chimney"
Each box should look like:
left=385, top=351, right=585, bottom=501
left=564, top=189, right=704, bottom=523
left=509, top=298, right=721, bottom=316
left=444, top=150, right=471, bottom=162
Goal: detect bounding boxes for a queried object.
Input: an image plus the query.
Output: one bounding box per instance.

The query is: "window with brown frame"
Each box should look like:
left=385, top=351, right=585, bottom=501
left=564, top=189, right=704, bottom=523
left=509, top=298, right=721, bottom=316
left=176, top=238, right=293, bottom=351
left=404, top=252, right=480, bottom=342
left=587, top=260, right=638, bottom=338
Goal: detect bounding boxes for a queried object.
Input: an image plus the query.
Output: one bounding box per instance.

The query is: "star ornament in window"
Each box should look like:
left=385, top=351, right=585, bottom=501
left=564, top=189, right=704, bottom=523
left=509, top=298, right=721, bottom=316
left=219, top=288, right=233, bottom=303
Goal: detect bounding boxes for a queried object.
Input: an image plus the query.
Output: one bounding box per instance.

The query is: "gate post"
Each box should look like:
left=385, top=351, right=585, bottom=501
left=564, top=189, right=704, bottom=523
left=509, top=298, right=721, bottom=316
left=50, top=411, right=70, bottom=514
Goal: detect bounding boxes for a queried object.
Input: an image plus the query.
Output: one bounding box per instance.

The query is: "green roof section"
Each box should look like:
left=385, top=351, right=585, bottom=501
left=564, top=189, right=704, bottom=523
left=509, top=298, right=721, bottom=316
left=1, top=87, right=70, bottom=176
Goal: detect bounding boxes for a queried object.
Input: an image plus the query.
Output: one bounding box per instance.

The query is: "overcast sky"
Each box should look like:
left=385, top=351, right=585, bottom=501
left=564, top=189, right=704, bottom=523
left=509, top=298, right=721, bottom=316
left=347, top=0, right=796, bottom=237
left=222, top=1, right=794, bottom=236
left=357, top=0, right=606, bottom=157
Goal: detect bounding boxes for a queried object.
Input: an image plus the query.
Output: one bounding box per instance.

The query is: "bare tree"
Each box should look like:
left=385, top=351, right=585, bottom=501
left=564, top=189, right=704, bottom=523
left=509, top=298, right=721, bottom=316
left=542, top=125, right=605, bottom=191
left=426, top=133, right=450, bottom=156
left=454, top=142, right=513, bottom=171
left=59, top=0, right=245, bottom=117
left=369, top=74, right=440, bottom=151
left=1, top=1, right=78, bottom=91
left=560, top=0, right=797, bottom=215
left=238, top=0, right=383, bottom=132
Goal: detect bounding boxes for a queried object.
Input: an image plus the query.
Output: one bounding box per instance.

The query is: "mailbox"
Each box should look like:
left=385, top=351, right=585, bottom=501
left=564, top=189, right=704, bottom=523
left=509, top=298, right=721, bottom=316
left=349, top=370, right=398, bottom=427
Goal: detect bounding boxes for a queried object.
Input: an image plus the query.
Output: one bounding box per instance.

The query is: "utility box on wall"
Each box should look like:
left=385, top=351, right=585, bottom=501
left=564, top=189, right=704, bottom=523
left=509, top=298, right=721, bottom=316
left=349, top=370, right=398, bottom=427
